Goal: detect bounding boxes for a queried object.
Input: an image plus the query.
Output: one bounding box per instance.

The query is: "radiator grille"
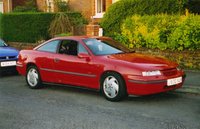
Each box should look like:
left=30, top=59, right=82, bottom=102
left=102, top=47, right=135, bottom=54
left=0, top=56, right=16, bottom=60
left=161, top=68, right=177, bottom=76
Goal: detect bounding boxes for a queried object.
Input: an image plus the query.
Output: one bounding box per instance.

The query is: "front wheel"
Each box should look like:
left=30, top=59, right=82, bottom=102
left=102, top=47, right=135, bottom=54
left=101, top=72, right=127, bottom=102
left=26, top=65, right=42, bottom=89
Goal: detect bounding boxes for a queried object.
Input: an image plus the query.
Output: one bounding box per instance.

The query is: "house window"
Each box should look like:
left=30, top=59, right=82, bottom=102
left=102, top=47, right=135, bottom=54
left=0, top=2, right=3, bottom=13
left=46, top=0, right=54, bottom=12
left=94, top=0, right=106, bottom=18
left=97, top=0, right=106, bottom=13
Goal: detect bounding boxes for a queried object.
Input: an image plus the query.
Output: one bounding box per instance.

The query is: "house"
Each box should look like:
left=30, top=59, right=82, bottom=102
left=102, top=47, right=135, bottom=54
left=0, top=0, right=119, bottom=36
left=36, top=0, right=119, bottom=21
left=36, top=0, right=119, bottom=36
left=0, top=0, right=25, bottom=13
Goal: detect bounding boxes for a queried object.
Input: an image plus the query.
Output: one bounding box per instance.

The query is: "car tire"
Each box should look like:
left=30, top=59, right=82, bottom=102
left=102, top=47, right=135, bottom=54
left=26, top=65, right=42, bottom=89
left=101, top=72, right=127, bottom=102
left=0, top=70, right=2, bottom=77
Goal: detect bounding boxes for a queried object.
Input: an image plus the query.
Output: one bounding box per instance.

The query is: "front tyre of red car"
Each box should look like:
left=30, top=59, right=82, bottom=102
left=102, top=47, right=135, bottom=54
left=101, top=72, right=127, bottom=102
left=26, top=65, right=42, bottom=89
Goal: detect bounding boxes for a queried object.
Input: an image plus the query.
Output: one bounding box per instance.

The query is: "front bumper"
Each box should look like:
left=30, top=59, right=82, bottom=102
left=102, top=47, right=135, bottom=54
left=0, top=66, right=17, bottom=73
left=0, top=60, right=18, bottom=73
left=126, top=74, right=186, bottom=96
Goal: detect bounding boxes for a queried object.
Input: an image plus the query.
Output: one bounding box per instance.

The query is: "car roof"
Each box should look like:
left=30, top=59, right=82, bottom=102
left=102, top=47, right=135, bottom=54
left=51, top=36, right=113, bottom=41
left=34, top=36, right=114, bottom=50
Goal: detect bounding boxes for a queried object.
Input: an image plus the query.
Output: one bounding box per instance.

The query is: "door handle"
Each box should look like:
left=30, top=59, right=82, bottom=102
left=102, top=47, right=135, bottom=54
left=54, top=58, right=60, bottom=63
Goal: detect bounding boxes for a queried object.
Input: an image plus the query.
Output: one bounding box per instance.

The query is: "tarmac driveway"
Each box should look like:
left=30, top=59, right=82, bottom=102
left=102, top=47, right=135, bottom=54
left=0, top=75, right=200, bottom=129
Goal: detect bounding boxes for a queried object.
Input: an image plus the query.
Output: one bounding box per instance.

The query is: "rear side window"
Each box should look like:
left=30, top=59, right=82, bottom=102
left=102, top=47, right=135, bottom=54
left=37, top=40, right=60, bottom=53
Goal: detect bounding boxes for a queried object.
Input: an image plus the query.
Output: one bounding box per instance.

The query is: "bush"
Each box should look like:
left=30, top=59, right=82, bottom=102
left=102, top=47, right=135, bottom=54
left=100, top=0, right=187, bottom=36
left=118, top=14, right=200, bottom=51
left=55, top=0, right=70, bottom=12
left=0, top=13, right=54, bottom=43
left=0, top=12, right=87, bottom=43
left=49, top=13, right=72, bottom=37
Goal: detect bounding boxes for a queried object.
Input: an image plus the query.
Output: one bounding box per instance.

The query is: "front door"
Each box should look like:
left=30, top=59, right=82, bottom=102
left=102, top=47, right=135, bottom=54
left=53, top=40, right=98, bottom=89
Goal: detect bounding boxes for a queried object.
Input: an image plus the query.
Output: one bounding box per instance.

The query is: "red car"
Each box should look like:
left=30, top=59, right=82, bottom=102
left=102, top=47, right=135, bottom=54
left=17, top=36, right=185, bottom=101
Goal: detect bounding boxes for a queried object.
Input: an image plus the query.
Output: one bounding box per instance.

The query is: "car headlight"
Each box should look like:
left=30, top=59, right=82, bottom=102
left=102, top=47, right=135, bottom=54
left=142, top=70, right=161, bottom=76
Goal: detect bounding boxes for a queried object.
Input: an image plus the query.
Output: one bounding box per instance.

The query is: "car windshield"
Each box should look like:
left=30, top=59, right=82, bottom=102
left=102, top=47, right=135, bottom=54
left=83, top=38, right=131, bottom=56
left=0, top=39, right=7, bottom=47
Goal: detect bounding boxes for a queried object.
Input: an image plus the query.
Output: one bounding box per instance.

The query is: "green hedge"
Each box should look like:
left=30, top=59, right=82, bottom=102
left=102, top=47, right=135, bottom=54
left=0, top=12, right=87, bottom=43
left=101, top=0, right=186, bottom=36
left=0, top=13, right=3, bottom=38
left=115, top=14, right=200, bottom=51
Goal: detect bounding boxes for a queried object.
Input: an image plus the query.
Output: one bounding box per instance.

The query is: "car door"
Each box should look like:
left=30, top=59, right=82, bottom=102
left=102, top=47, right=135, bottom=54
left=36, top=40, right=60, bottom=83
left=53, top=39, right=99, bottom=89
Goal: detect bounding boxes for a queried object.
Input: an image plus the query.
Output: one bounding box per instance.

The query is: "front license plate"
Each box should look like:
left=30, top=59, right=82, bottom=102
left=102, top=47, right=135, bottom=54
left=167, top=77, right=182, bottom=86
left=0, top=61, right=16, bottom=67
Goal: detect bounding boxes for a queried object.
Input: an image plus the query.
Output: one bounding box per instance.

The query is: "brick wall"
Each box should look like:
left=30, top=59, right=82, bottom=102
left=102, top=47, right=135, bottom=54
left=106, top=0, right=112, bottom=10
left=36, top=0, right=46, bottom=12
left=69, top=0, right=92, bottom=20
left=86, top=24, right=100, bottom=36
left=8, top=42, right=41, bottom=50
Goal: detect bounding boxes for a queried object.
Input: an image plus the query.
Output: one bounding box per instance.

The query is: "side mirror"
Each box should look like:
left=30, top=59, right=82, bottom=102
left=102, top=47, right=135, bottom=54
left=78, top=53, right=90, bottom=61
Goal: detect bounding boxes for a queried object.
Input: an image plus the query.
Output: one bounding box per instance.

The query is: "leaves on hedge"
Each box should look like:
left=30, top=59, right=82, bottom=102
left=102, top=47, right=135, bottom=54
left=119, top=14, right=200, bottom=51
left=101, top=0, right=186, bottom=36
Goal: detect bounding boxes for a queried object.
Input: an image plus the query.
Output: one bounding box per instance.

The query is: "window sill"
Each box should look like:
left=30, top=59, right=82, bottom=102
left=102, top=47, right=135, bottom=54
left=92, top=13, right=105, bottom=18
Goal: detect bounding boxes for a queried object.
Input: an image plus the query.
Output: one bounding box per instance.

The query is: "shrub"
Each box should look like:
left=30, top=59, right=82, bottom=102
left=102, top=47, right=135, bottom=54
left=54, top=0, right=70, bottom=12
left=0, top=13, right=3, bottom=38
left=0, top=13, right=54, bottom=43
left=118, top=14, right=200, bottom=51
left=49, top=13, right=72, bottom=37
left=0, top=12, right=87, bottom=43
left=100, top=0, right=187, bottom=36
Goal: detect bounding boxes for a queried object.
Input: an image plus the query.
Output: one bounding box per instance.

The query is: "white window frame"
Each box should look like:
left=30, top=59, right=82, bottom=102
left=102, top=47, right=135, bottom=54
left=46, top=0, right=54, bottom=12
left=93, top=0, right=106, bottom=18
left=112, top=0, right=119, bottom=3
left=0, top=2, right=4, bottom=13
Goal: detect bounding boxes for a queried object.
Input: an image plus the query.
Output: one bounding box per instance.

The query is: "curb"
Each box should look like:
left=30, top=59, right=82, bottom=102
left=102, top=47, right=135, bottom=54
left=174, top=85, right=200, bottom=95
left=184, top=70, right=200, bottom=73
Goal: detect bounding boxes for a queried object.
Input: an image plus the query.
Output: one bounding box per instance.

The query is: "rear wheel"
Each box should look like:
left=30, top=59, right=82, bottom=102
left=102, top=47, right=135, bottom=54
left=101, top=72, right=127, bottom=102
left=26, top=65, right=42, bottom=89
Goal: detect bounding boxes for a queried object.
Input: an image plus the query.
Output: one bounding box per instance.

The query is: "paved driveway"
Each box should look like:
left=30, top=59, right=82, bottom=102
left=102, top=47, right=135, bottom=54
left=0, top=75, right=200, bottom=129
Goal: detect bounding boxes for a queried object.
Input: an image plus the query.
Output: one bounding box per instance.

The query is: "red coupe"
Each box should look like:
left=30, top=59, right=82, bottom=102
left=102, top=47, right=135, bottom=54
left=17, top=36, right=185, bottom=101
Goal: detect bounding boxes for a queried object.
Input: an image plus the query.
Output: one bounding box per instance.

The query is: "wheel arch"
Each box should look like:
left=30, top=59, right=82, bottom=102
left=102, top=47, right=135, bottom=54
left=99, top=70, right=127, bottom=90
left=26, top=62, right=38, bottom=70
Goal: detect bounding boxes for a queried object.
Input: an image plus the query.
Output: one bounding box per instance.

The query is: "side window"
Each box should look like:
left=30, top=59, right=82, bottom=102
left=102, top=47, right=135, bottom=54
left=37, top=40, right=60, bottom=53
left=59, top=40, right=78, bottom=56
left=78, top=43, right=88, bottom=54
